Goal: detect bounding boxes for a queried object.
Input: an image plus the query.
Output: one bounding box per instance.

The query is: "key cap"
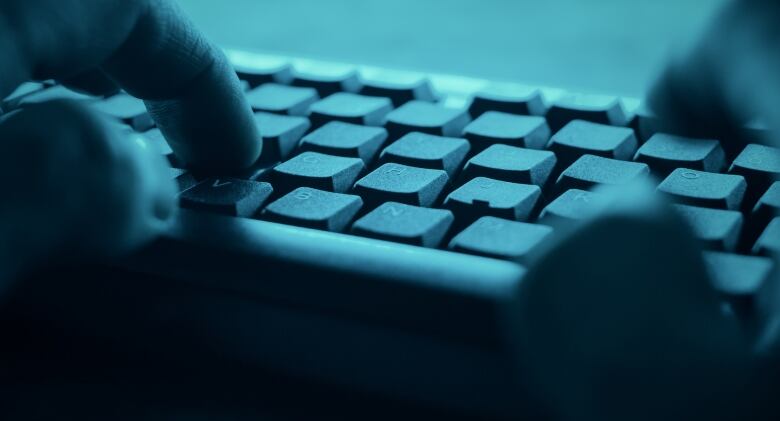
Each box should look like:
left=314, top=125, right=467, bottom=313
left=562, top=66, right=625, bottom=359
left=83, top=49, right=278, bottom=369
left=300, top=121, right=388, bottom=163
left=180, top=178, right=273, bottom=217
left=270, top=151, right=364, bottom=194
left=753, top=218, right=780, bottom=255
left=555, top=155, right=649, bottom=194
left=351, top=202, right=454, bottom=247
left=539, top=189, right=608, bottom=223
left=462, top=111, right=550, bottom=152
left=468, top=85, right=547, bottom=118
left=253, top=112, right=310, bottom=161
left=308, top=93, right=393, bottom=127
left=19, top=85, right=98, bottom=105
left=379, top=132, right=470, bottom=178
left=263, top=187, right=363, bottom=232
left=245, top=83, right=319, bottom=116
left=444, top=177, right=541, bottom=224
left=749, top=182, right=780, bottom=240
left=234, top=56, right=294, bottom=87
left=729, top=144, right=780, bottom=209
left=657, top=168, right=747, bottom=210
left=92, top=94, right=154, bottom=131
left=461, top=144, right=556, bottom=187
left=359, top=69, right=436, bottom=107
left=384, top=100, right=471, bottom=139
left=630, top=104, right=664, bottom=142
left=634, top=133, right=725, bottom=177
left=291, top=63, right=362, bottom=97
left=170, top=168, right=197, bottom=191
left=545, top=93, right=629, bottom=132
left=547, top=120, right=638, bottom=170
left=673, top=204, right=743, bottom=251
left=353, top=163, right=449, bottom=208
left=704, top=252, right=775, bottom=318
left=449, top=217, right=553, bottom=262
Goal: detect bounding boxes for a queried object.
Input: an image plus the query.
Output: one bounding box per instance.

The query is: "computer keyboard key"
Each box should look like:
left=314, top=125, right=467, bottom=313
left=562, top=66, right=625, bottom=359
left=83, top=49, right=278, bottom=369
left=180, top=178, right=273, bottom=218
left=359, top=71, right=436, bottom=107
left=461, top=144, right=556, bottom=187
left=547, top=120, right=638, bottom=169
left=263, top=187, right=363, bottom=232
left=379, top=132, right=470, bottom=177
left=634, top=133, right=725, bottom=176
left=729, top=144, right=780, bottom=209
left=308, top=93, right=393, bottom=127
left=630, top=104, right=664, bottom=142
left=556, top=155, right=649, bottom=193
left=657, top=169, right=747, bottom=210
left=384, top=100, right=471, bottom=139
left=753, top=218, right=780, bottom=255
left=750, top=182, right=780, bottom=238
left=353, top=163, right=449, bottom=208
left=245, top=83, right=319, bottom=116
left=444, top=177, right=541, bottom=223
left=351, top=202, right=454, bottom=247
left=704, top=252, right=775, bottom=317
left=291, top=63, right=362, bottom=97
left=673, top=204, right=743, bottom=251
left=170, top=168, right=197, bottom=191
left=449, top=217, right=553, bottom=261
left=300, top=121, right=388, bottom=163
left=462, top=111, right=550, bottom=151
left=92, top=94, right=154, bottom=131
left=468, top=85, right=547, bottom=118
left=539, top=189, right=608, bottom=223
left=271, top=151, right=364, bottom=194
left=253, top=112, right=310, bottom=161
left=546, top=94, right=629, bottom=132
left=234, top=57, right=293, bottom=87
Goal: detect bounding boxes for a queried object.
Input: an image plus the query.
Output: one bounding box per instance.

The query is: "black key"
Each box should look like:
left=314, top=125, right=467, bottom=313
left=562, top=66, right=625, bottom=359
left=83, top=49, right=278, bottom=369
left=359, top=70, right=436, bottom=107
left=657, top=168, right=746, bottom=210
left=704, top=252, right=775, bottom=318
left=351, top=202, right=454, bottom=247
left=539, top=189, right=608, bottom=223
left=233, top=56, right=293, bottom=87
left=753, top=217, right=780, bottom=255
left=270, top=151, right=364, bottom=194
left=308, top=93, right=393, bottom=127
left=547, top=120, right=638, bottom=170
left=444, top=177, right=541, bottom=224
left=449, top=216, right=553, bottom=262
left=19, top=85, right=97, bottom=105
left=673, top=204, right=743, bottom=251
left=353, top=163, right=449, bottom=208
left=555, top=154, right=649, bottom=194
left=729, top=144, right=780, bottom=209
left=263, top=187, right=363, bottom=232
left=379, top=132, right=470, bottom=178
left=634, top=133, right=725, bottom=177
left=384, top=100, right=471, bottom=139
left=180, top=178, right=273, bottom=217
left=300, top=121, right=388, bottom=163
left=461, top=144, right=556, bottom=187
left=170, top=168, right=197, bottom=191
left=291, top=63, right=362, bottom=97
left=546, top=93, right=629, bottom=132
left=92, top=94, right=154, bottom=131
left=462, top=111, right=550, bottom=152
left=253, top=112, right=310, bottom=161
left=246, top=83, right=319, bottom=116
left=468, top=85, right=547, bottom=118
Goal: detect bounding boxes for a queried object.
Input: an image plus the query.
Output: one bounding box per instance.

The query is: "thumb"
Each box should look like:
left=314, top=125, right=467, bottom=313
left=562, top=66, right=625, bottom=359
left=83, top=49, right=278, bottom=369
left=0, top=100, right=176, bottom=291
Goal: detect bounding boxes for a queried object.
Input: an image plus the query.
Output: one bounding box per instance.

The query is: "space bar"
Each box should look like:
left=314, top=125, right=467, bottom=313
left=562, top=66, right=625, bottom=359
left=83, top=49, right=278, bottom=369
left=120, top=209, right=525, bottom=347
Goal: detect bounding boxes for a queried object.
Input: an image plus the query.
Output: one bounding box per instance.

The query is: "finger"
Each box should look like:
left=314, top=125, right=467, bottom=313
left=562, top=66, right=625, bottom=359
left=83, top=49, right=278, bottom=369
left=0, top=100, right=176, bottom=291
left=61, top=68, right=120, bottom=96
left=0, top=0, right=261, bottom=172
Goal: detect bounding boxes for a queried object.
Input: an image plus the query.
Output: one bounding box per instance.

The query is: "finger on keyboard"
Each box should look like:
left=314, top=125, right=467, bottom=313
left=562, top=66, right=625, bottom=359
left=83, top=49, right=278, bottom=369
left=270, top=151, right=364, bottom=194
left=359, top=71, right=436, bottom=107
left=673, top=204, right=743, bottom=251
left=353, top=163, right=449, bottom=209
left=291, top=62, right=362, bottom=97
left=461, top=144, right=556, bottom=187
left=245, top=83, right=319, bottom=116
left=657, top=168, right=747, bottom=210
left=351, top=202, right=454, bottom=247
left=634, top=133, right=725, bottom=177
left=462, top=111, right=550, bottom=152
left=444, top=177, right=541, bottom=225
left=308, top=93, right=393, bottom=128
left=384, top=100, right=471, bottom=139
left=704, top=252, right=775, bottom=319
left=253, top=112, right=310, bottom=161
left=379, top=132, right=470, bottom=178
left=468, top=85, right=547, bottom=118
left=92, top=93, right=154, bottom=131
left=449, top=216, right=552, bottom=262
left=545, top=94, right=629, bottom=133
left=179, top=178, right=273, bottom=218
left=300, top=121, right=388, bottom=163
left=547, top=120, right=638, bottom=170
left=262, top=187, right=363, bottom=232
left=555, top=155, right=649, bottom=194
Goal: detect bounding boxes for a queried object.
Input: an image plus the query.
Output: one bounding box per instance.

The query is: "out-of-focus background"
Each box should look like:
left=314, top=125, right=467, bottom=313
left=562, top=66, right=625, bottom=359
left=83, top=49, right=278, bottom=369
left=178, top=0, right=727, bottom=97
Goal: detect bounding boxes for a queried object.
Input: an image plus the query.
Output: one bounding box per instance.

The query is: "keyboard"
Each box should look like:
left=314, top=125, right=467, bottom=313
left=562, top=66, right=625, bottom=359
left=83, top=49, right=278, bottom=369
left=3, top=49, right=779, bottom=418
